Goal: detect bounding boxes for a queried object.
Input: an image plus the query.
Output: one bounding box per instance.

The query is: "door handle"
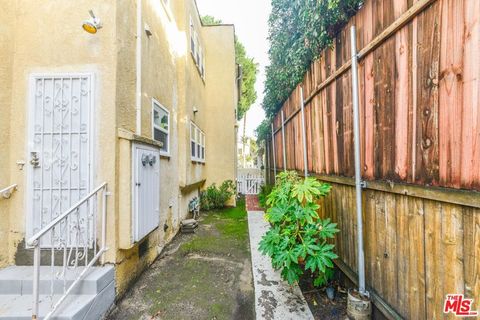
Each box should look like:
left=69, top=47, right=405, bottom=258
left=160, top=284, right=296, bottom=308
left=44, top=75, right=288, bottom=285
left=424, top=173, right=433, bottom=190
left=30, top=152, right=40, bottom=168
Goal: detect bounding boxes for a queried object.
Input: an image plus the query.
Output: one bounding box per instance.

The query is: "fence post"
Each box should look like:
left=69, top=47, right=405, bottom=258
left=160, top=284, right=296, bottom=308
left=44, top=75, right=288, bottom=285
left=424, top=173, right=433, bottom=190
left=300, top=87, right=308, bottom=177
left=351, top=25, right=367, bottom=295
left=271, top=123, right=277, bottom=182
left=281, top=110, right=287, bottom=172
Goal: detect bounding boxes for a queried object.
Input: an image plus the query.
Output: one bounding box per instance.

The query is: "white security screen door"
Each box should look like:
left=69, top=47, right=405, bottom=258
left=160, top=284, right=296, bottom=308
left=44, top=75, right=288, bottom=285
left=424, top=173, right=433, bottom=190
left=28, top=75, right=93, bottom=246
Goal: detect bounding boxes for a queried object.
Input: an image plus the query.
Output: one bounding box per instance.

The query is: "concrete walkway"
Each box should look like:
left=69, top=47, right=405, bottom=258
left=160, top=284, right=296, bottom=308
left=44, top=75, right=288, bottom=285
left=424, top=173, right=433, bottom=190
left=248, top=211, right=314, bottom=320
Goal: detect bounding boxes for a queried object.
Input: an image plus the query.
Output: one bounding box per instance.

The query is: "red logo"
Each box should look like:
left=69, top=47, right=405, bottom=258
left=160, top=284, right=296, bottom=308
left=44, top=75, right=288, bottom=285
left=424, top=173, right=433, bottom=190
left=444, top=294, right=478, bottom=317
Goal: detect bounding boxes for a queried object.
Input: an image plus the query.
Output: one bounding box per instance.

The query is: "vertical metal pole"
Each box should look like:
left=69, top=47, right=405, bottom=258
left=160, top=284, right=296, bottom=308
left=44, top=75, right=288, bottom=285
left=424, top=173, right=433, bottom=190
left=101, top=186, right=107, bottom=265
left=351, top=25, right=366, bottom=295
left=300, top=87, right=308, bottom=177
left=135, top=0, right=143, bottom=135
left=32, top=245, right=40, bottom=320
left=281, top=110, right=287, bottom=172
left=271, top=123, right=277, bottom=182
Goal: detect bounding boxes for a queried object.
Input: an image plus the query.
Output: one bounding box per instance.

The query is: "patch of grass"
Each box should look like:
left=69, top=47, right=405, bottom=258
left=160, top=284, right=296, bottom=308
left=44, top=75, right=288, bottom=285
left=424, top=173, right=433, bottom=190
left=221, top=198, right=246, bottom=219
left=179, top=199, right=249, bottom=256
left=209, top=302, right=231, bottom=318
left=179, top=235, right=225, bottom=255
left=217, top=219, right=248, bottom=241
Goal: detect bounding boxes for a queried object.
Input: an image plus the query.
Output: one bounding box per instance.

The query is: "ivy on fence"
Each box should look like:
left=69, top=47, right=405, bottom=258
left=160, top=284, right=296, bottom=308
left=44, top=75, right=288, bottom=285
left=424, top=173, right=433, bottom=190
left=257, top=0, right=363, bottom=142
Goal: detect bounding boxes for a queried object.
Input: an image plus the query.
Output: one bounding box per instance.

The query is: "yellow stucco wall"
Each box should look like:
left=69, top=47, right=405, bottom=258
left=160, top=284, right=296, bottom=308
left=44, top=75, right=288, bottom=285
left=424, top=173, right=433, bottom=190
left=113, top=0, right=237, bottom=295
left=0, top=0, right=237, bottom=297
left=1, top=0, right=119, bottom=268
left=203, top=26, right=237, bottom=199
left=0, top=0, right=15, bottom=268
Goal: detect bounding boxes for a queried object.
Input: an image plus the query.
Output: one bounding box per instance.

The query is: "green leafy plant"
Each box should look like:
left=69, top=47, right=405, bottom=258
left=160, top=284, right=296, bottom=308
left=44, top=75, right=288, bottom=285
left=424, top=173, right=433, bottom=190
left=258, top=184, right=274, bottom=209
left=200, top=180, right=236, bottom=211
left=259, top=171, right=338, bottom=286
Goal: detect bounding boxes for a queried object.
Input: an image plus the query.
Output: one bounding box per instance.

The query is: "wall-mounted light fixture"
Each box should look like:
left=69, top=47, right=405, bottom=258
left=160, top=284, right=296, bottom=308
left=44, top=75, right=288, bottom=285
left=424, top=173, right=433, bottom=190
left=193, top=107, right=199, bottom=115
left=82, top=10, right=103, bottom=34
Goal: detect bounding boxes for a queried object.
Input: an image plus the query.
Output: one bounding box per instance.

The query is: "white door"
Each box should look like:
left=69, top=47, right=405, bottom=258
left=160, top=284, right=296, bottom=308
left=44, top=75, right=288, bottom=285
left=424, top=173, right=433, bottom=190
left=28, top=75, right=93, bottom=246
left=132, top=144, right=160, bottom=242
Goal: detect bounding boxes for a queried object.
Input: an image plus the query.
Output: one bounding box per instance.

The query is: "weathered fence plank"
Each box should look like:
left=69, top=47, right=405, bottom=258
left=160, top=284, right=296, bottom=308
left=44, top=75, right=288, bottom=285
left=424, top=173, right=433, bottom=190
left=416, top=1, right=440, bottom=185
left=462, top=0, right=480, bottom=189
left=439, top=0, right=464, bottom=189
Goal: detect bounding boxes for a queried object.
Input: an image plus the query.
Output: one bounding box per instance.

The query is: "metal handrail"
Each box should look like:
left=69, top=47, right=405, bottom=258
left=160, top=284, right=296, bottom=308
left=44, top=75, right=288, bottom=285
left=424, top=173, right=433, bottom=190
left=0, top=184, right=17, bottom=199
left=30, top=182, right=109, bottom=320
left=27, top=182, right=107, bottom=246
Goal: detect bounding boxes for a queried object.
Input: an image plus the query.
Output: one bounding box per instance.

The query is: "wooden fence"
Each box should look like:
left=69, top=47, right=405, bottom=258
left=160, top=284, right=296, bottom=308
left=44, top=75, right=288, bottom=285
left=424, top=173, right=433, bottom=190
left=264, top=0, right=480, bottom=318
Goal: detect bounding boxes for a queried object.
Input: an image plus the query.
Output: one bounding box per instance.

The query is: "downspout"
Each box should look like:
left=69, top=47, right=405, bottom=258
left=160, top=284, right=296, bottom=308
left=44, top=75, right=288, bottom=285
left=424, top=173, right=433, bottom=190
left=280, top=110, right=286, bottom=172
left=271, top=123, right=277, bottom=182
left=135, top=0, right=142, bottom=135
left=350, top=25, right=367, bottom=295
left=300, top=87, right=308, bottom=177
left=235, top=64, right=242, bottom=194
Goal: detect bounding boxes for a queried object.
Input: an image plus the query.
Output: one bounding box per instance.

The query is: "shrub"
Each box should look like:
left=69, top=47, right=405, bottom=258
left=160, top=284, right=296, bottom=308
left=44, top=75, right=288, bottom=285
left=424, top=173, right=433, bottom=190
left=258, top=184, right=273, bottom=209
left=200, top=180, right=236, bottom=211
left=259, top=171, right=339, bottom=286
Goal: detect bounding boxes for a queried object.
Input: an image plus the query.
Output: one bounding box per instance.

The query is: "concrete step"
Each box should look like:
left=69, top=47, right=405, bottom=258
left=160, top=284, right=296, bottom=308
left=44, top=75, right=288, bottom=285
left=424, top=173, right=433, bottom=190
left=0, top=266, right=114, bottom=295
left=0, top=266, right=115, bottom=320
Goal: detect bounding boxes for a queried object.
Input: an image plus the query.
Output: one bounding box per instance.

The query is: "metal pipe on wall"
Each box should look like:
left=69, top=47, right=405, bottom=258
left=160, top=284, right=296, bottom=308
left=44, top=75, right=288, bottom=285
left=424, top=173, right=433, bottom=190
left=135, top=0, right=142, bottom=135
left=271, top=123, right=277, bottom=181
left=300, top=87, right=308, bottom=177
left=350, top=25, right=367, bottom=295
left=281, top=110, right=287, bottom=172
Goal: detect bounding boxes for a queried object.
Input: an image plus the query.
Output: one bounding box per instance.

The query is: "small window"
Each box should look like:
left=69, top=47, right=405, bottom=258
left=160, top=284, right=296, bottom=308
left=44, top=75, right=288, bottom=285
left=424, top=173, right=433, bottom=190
left=190, top=122, right=205, bottom=162
left=190, top=18, right=196, bottom=57
left=190, top=122, right=196, bottom=159
left=196, top=43, right=201, bottom=66
left=152, top=99, right=169, bottom=155
left=201, top=132, right=205, bottom=160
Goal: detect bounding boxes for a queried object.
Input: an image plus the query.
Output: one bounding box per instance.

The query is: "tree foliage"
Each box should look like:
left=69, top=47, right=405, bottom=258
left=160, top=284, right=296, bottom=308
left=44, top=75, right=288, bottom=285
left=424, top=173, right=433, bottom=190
left=201, top=15, right=222, bottom=25
left=202, top=15, right=258, bottom=120
left=255, top=118, right=272, bottom=142
left=258, top=0, right=363, bottom=136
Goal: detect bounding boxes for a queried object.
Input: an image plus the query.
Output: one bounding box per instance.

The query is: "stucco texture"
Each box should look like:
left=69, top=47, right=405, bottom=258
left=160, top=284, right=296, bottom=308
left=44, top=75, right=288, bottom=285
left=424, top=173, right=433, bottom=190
left=0, top=0, right=237, bottom=297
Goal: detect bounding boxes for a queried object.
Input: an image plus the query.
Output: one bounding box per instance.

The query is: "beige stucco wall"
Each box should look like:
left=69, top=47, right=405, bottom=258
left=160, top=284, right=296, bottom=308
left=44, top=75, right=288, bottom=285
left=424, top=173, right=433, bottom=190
left=113, top=0, right=234, bottom=295
left=114, top=0, right=187, bottom=295
left=0, top=0, right=15, bottom=268
left=0, top=0, right=237, bottom=297
left=203, top=25, right=237, bottom=203
left=1, top=0, right=119, bottom=268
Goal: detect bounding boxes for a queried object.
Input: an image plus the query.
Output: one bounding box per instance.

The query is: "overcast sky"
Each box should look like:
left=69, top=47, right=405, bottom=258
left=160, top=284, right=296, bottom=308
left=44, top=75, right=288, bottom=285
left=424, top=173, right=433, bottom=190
left=196, top=0, right=270, bottom=137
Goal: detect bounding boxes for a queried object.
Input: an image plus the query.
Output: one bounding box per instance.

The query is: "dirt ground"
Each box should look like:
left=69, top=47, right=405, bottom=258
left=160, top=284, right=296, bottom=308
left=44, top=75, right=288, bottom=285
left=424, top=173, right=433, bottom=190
left=107, top=199, right=255, bottom=320
left=299, top=270, right=348, bottom=320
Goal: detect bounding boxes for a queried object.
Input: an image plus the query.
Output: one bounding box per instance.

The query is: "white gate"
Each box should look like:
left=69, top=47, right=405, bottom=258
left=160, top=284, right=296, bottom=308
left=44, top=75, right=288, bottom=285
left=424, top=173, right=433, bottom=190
left=27, top=74, right=93, bottom=246
left=237, top=174, right=264, bottom=195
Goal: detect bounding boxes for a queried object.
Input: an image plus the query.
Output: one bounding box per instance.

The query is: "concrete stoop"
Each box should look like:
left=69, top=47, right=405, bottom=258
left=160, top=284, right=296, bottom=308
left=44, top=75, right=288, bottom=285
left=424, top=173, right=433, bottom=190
left=0, top=266, right=115, bottom=320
